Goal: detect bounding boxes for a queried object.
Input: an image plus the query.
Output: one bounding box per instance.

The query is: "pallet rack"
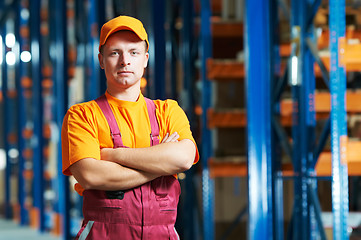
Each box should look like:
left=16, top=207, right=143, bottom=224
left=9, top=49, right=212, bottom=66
left=200, top=0, right=361, bottom=239
left=29, top=0, right=45, bottom=232
left=2, top=0, right=360, bottom=239
left=1, top=1, right=200, bottom=239
left=1, top=0, right=19, bottom=222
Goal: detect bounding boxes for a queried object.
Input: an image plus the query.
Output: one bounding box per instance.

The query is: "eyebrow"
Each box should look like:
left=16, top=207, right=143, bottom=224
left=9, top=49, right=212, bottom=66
left=108, top=47, right=142, bottom=52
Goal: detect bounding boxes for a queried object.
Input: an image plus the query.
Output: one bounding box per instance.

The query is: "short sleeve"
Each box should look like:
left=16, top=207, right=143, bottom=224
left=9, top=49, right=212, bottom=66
left=61, top=104, right=101, bottom=176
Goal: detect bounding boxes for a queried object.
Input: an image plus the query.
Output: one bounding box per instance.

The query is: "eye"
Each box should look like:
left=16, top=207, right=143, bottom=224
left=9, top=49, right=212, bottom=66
left=131, top=51, right=139, bottom=55
left=110, top=51, right=119, bottom=56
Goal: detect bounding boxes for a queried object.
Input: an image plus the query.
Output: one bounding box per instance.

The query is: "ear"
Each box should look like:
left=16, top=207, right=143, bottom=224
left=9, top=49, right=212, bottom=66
left=143, top=52, right=149, bottom=68
left=98, top=53, right=104, bottom=69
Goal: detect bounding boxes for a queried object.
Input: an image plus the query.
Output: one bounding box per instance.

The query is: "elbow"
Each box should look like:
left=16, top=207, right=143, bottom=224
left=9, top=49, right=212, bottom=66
left=83, top=172, right=109, bottom=190
left=174, top=140, right=196, bottom=172
left=74, top=170, right=105, bottom=190
left=184, top=157, right=194, bottom=171
left=164, top=154, right=193, bottom=175
left=80, top=182, right=92, bottom=191
left=76, top=173, right=97, bottom=190
left=69, top=158, right=110, bottom=190
left=176, top=155, right=194, bottom=172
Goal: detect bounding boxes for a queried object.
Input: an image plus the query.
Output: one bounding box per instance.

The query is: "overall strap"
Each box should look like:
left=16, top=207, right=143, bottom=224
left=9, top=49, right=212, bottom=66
left=95, top=95, right=124, bottom=148
left=144, top=97, right=160, bottom=146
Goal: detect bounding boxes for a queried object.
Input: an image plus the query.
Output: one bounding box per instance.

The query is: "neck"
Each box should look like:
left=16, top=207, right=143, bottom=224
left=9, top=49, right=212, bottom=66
left=106, top=86, right=140, bottom=102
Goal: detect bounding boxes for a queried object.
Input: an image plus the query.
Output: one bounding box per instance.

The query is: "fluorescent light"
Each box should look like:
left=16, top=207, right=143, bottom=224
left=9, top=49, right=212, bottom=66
left=291, top=56, right=298, bottom=86
left=20, top=51, right=31, bottom=62
left=0, top=149, right=5, bottom=170
left=5, top=33, right=16, bottom=48
left=6, top=51, right=16, bottom=65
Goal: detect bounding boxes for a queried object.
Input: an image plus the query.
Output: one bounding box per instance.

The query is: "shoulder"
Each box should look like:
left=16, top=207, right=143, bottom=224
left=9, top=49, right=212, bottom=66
left=152, top=98, right=189, bottom=123
left=67, top=100, right=98, bottom=113
left=153, top=98, right=181, bottom=112
left=64, top=100, right=100, bottom=122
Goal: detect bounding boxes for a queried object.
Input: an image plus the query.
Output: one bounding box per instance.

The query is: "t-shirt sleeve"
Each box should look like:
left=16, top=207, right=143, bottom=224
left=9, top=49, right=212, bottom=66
left=162, top=100, right=200, bottom=164
left=61, top=104, right=101, bottom=176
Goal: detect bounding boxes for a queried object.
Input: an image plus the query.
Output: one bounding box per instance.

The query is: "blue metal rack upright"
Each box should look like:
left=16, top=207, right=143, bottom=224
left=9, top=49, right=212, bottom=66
left=1, top=13, right=13, bottom=221
left=149, top=0, right=166, bottom=100
left=280, top=0, right=348, bottom=239
left=200, top=0, right=214, bottom=240
left=16, top=0, right=31, bottom=226
left=289, top=0, right=317, bottom=239
left=245, top=0, right=274, bottom=239
left=48, top=0, right=70, bottom=238
left=30, top=0, right=45, bottom=231
left=329, top=0, right=348, bottom=239
left=1, top=4, right=20, bottom=222
left=177, top=1, right=200, bottom=238
left=181, top=0, right=194, bottom=114
left=164, top=0, right=178, bottom=99
left=84, top=0, right=101, bottom=101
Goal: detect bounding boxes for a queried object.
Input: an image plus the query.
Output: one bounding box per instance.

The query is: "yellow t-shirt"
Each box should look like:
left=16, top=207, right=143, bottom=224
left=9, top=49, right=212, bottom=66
left=61, top=92, right=199, bottom=193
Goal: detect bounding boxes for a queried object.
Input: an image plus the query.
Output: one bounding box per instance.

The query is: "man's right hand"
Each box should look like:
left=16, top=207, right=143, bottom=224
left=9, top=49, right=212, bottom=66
left=161, top=132, right=179, bottom=143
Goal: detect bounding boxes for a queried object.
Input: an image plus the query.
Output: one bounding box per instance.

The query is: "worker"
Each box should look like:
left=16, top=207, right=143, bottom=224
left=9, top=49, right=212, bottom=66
left=61, top=15, right=199, bottom=239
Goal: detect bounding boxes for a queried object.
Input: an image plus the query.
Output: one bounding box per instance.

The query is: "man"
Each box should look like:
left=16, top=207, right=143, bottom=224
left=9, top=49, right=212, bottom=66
left=61, top=15, right=199, bottom=239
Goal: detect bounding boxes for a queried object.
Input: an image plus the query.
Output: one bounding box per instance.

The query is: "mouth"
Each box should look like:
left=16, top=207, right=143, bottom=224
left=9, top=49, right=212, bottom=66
left=117, top=71, right=132, bottom=75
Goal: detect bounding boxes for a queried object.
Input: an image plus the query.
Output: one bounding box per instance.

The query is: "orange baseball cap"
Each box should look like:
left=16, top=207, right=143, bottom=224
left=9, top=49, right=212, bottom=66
left=99, top=15, right=149, bottom=52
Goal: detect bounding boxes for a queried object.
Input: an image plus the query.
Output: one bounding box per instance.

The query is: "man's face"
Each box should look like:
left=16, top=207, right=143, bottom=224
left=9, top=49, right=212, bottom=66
left=99, top=31, right=149, bottom=91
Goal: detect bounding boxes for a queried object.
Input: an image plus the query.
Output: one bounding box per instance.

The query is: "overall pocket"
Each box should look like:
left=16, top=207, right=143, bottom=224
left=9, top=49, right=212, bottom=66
left=152, top=176, right=181, bottom=208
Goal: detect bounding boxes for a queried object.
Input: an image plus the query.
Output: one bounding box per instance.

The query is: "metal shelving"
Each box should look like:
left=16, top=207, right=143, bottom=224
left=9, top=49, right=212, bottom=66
left=29, top=0, right=45, bottom=232
left=1, top=0, right=359, bottom=239
left=1, top=1, right=200, bottom=239
left=200, top=0, right=357, bottom=239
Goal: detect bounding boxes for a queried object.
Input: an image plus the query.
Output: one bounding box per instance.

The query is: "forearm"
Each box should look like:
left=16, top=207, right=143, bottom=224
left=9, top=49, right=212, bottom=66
left=69, top=157, right=159, bottom=191
left=103, top=139, right=196, bottom=175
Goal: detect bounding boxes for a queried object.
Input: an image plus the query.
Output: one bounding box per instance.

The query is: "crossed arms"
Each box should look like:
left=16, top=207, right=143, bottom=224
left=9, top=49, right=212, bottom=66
left=69, top=132, right=196, bottom=191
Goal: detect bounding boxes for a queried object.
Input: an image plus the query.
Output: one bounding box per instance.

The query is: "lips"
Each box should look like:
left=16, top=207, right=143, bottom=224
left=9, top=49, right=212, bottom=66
left=117, top=71, right=132, bottom=75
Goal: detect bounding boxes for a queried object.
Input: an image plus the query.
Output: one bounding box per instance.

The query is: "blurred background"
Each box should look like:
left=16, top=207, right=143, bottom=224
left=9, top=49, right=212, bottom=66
left=1, top=0, right=361, bottom=239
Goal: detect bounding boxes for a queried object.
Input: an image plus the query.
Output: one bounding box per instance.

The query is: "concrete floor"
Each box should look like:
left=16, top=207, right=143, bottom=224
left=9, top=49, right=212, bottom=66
left=0, top=218, right=61, bottom=240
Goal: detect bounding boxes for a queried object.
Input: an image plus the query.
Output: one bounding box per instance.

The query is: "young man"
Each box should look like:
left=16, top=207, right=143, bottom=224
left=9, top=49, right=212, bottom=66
left=61, top=15, right=199, bottom=239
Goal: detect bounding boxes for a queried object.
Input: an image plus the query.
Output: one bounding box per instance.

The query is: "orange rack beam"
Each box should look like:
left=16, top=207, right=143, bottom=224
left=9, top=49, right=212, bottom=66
left=316, top=141, right=361, bottom=176
left=208, top=102, right=338, bottom=129
left=207, top=59, right=286, bottom=80
left=281, top=91, right=361, bottom=115
left=210, top=19, right=361, bottom=47
left=208, top=51, right=361, bottom=81
left=209, top=141, right=361, bottom=178
left=207, top=59, right=245, bottom=80
left=211, top=18, right=243, bottom=38
left=280, top=27, right=361, bottom=56
left=209, top=91, right=361, bottom=129
left=209, top=157, right=247, bottom=178
left=209, top=158, right=295, bottom=178
left=207, top=108, right=296, bottom=128
left=208, top=91, right=361, bottom=129
left=208, top=108, right=246, bottom=128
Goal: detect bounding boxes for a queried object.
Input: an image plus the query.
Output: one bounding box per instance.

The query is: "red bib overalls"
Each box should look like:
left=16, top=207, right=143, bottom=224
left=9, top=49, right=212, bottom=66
left=75, top=95, right=181, bottom=240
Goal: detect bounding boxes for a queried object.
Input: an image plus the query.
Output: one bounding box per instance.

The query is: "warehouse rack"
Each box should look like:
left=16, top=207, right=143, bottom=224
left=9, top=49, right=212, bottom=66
left=2, top=0, right=361, bottom=239
left=0, top=0, right=201, bottom=239
left=199, top=0, right=361, bottom=239
left=1, top=0, right=19, bottom=222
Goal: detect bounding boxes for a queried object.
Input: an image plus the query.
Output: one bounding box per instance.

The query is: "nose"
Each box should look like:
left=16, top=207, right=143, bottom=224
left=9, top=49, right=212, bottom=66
left=119, top=53, right=130, bottom=66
